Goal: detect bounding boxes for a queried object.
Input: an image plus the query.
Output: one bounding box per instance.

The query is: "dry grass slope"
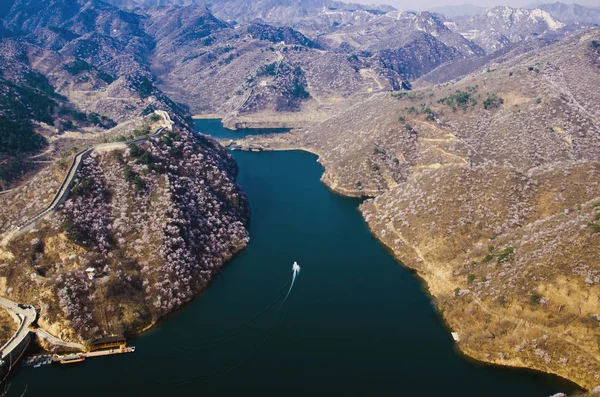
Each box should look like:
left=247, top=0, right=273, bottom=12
left=234, top=29, right=600, bottom=390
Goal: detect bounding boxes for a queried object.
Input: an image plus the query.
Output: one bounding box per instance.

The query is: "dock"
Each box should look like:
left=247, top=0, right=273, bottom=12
left=22, top=354, right=53, bottom=368
left=77, top=346, right=135, bottom=359
left=22, top=346, right=135, bottom=368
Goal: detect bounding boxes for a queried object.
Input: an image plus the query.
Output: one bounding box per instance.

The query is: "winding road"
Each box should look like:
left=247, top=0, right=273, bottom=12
left=0, top=111, right=173, bottom=246
left=0, top=297, right=36, bottom=359
left=0, top=110, right=173, bottom=378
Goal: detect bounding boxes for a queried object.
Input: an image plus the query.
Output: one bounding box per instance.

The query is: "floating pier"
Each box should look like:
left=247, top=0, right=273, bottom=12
left=22, top=335, right=135, bottom=369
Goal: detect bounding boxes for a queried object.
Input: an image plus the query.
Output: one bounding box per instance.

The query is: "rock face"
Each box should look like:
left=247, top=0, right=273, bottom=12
left=446, top=6, right=567, bottom=53
left=2, top=127, right=249, bottom=342
left=236, top=29, right=600, bottom=390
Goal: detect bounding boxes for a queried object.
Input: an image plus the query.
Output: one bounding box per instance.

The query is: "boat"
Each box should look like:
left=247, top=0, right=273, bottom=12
left=59, top=354, right=86, bottom=364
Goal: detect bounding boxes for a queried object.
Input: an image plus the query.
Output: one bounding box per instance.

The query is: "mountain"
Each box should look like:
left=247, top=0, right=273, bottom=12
left=303, top=10, right=484, bottom=56
left=233, top=28, right=600, bottom=390
left=144, top=6, right=488, bottom=128
left=446, top=6, right=567, bottom=53
left=2, top=0, right=600, bottom=389
left=143, top=5, right=401, bottom=128
left=105, top=0, right=396, bottom=24
left=0, top=0, right=251, bottom=343
left=537, top=2, right=600, bottom=25
left=0, top=0, right=487, bottom=154
left=428, top=4, right=487, bottom=19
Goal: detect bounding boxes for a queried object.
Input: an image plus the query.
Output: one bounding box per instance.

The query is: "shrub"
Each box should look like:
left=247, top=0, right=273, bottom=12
left=438, top=90, right=476, bottom=110
left=0, top=116, right=44, bottom=154
left=290, top=79, right=310, bottom=100
left=392, top=92, right=421, bottom=100
left=64, top=59, right=93, bottom=75
left=137, top=151, right=154, bottom=165
left=134, top=76, right=153, bottom=98
left=467, top=274, right=475, bottom=284
left=97, top=71, right=115, bottom=84
left=123, top=165, right=135, bottom=181
left=424, top=107, right=435, bottom=121
left=496, top=247, right=515, bottom=264
left=257, top=63, right=277, bottom=77
left=530, top=293, right=541, bottom=306
left=483, top=95, right=504, bottom=110
left=132, top=175, right=145, bottom=192
left=128, top=143, right=143, bottom=157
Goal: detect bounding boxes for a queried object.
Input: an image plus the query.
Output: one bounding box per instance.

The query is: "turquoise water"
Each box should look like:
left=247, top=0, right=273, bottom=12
left=9, top=122, right=578, bottom=396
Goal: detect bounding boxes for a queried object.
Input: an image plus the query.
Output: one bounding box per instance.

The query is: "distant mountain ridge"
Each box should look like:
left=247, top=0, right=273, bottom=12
left=105, top=0, right=396, bottom=23
left=445, top=5, right=568, bottom=52
left=537, top=2, right=600, bottom=25
left=428, top=4, right=487, bottom=19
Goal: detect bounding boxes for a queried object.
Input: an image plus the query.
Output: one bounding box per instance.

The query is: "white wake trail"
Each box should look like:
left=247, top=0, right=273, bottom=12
left=281, top=262, right=300, bottom=307
left=281, top=271, right=296, bottom=306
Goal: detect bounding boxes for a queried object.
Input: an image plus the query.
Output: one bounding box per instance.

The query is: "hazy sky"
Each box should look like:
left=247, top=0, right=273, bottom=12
left=350, top=0, right=600, bottom=11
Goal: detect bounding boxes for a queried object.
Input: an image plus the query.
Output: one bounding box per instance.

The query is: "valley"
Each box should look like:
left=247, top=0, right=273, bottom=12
left=1, top=0, right=600, bottom=394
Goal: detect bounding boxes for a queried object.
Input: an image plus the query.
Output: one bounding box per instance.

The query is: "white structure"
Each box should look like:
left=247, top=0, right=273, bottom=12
left=85, top=267, right=96, bottom=280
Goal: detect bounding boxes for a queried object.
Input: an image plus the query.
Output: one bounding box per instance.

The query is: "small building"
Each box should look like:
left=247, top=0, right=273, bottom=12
left=85, top=267, right=95, bottom=280
left=86, top=334, right=127, bottom=352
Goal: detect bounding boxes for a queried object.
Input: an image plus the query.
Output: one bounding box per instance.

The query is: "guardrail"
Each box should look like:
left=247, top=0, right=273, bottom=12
left=0, top=313, right=25, bottom=356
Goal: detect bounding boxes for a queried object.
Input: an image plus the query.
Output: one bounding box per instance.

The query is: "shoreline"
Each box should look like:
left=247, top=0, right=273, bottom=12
left=229, top=141, right=589, bottom=393
left=191, top=114, right=224, bottom=120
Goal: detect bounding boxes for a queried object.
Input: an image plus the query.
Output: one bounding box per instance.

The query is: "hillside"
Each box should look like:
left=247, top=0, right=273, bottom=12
left=538, top=2, right=600, bottom=26
left=2, top=0, right=600, bottom=388
left=230, top=29, right=600, bottom=390
left=105, top=0, right=396, bottom=24
left=0, top=118, right=249, bottom=343
left=445, top=6, right=567, bottom=53
left=0, top=0, right=251, bottom=345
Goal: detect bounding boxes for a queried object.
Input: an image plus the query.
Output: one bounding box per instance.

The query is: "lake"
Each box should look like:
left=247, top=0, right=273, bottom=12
left=10, top=120, right=577, bottom=396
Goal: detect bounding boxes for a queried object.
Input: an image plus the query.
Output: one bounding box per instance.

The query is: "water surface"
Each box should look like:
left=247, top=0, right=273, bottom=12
left=10, top=122, right=577, bottom=396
